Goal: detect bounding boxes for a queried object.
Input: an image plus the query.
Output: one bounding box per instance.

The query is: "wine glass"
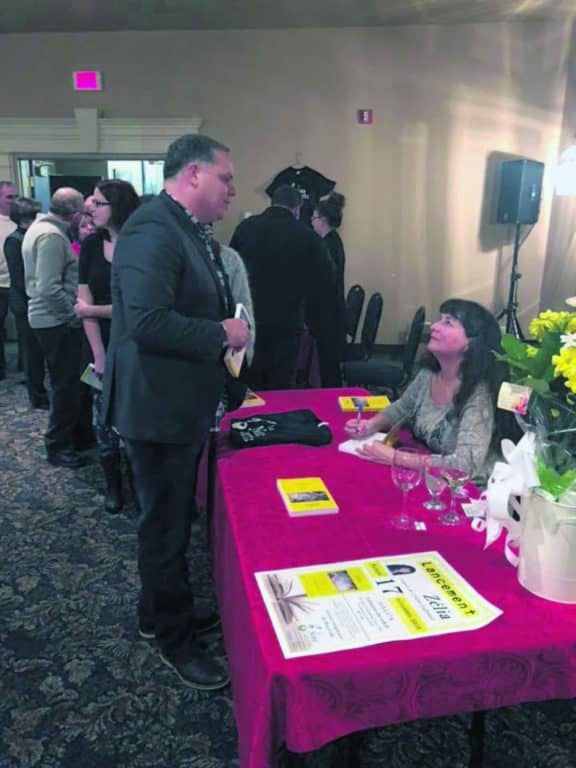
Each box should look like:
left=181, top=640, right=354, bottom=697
left=439, top=467, right=470, bottom=526
left=391, top=447, right=423, bottom=529
left=423, top=455, right=447, bottom=511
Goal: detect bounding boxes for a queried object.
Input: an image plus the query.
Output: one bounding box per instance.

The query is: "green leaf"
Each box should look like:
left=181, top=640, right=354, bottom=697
left=501, top=334, right=527, bottom=361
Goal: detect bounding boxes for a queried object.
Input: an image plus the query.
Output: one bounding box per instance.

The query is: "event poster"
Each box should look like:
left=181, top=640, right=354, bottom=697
left=255, top=551, right=502, bottom=658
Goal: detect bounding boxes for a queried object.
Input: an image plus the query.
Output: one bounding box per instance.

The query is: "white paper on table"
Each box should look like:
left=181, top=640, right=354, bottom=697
left=338, top=432, right=387, bottom=457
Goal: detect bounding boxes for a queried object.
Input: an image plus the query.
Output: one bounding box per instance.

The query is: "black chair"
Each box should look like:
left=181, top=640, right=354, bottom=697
left=343, top=292, right=383, bottom=362
left=345, top=284, right=365, bottom=343
left=342, top=305, right=426, bottom=398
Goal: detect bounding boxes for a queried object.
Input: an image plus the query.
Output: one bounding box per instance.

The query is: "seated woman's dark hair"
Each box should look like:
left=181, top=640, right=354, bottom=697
left=9, top=196, right=41, bottom=227
left=422, top=298, right=516, bottom=447
left=95, top=179, right=140, bottom=232
left=315, top=192, right=346, bottom=228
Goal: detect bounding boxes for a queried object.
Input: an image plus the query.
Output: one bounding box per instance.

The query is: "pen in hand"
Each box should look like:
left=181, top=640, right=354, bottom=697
left=353, top=397, right=365, bottom=434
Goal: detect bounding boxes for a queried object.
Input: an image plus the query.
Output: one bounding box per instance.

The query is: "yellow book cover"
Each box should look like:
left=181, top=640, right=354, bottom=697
left=240, top=389, right=266, bottom=408
left=276, top=477, right=339, bottom=517
left=338, top=395, right=390, bottom=412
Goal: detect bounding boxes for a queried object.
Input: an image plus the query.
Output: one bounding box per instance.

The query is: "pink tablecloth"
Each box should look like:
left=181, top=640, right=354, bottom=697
left=211, top=388, right=576, bottom=768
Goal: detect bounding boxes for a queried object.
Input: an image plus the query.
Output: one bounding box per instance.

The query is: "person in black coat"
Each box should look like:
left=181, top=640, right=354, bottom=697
left=4, top=196, right=48, bottom=408
left=102, top=134, right=249, bottom=691
left=230, top=184, right=336, bottom=389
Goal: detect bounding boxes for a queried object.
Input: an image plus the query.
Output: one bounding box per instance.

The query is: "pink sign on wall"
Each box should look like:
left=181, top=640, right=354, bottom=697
left=73, top=71, right=103, bottom=91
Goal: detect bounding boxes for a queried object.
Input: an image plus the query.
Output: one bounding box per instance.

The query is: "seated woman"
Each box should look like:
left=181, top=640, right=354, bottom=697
left=345, top=299, right=508, bottom=481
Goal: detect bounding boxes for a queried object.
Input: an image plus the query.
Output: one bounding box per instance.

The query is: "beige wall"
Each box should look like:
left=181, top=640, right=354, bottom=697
left=0, top=22, right=571, bottom=339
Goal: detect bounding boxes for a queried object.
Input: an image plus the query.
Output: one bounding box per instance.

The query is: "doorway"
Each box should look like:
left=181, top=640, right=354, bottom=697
left=17, top=156, right=165, bottom=210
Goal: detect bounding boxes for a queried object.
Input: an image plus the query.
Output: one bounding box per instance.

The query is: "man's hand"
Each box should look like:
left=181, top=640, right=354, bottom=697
left=222, top=318, right=249, bottom=349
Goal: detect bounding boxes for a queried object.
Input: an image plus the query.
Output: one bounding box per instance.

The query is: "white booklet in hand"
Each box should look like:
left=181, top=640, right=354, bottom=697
left=224, top=302, right=250, bottom=378
left=338, top=432, right=387, bottom=457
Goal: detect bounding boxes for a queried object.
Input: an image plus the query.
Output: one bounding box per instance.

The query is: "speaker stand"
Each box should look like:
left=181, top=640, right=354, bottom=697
left=497, top=222, right=524, bottom=340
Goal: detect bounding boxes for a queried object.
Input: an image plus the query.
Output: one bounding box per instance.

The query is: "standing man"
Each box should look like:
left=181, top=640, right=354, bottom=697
left=102, top=134, right=248, bottom=690
left=230, top=184, right=337, bottom=389
left=0, top=181, right=18, bottom=379
left=22, top=187, right=86, bottom=467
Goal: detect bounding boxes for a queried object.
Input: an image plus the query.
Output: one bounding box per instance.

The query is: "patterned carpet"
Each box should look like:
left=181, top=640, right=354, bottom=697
left=1, top=348, right=575, bottom=768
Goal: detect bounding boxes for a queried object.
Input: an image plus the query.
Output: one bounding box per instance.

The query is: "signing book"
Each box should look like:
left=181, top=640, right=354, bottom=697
left=276, top=477, right=339, bottom=517
left=224, top=303, right=250, bottom=378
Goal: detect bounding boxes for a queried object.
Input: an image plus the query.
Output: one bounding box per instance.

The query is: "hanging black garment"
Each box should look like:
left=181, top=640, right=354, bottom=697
left=265, top=166, right=336, bottom=227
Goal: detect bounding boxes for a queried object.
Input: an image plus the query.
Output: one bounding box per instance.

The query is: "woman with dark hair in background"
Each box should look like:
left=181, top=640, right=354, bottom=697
left=312, top=192, right=346, bottom=306
left=307, top=192, right=347, bottom=387
left=75, top=179, right=140, bottom=513
left=4, top=196, right=48, bottom=408
left=346, top=299, right=509, bottom=481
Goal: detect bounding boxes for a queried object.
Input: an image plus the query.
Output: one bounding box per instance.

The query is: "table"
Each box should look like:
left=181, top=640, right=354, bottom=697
left=211, top=388, right=576, bottom=768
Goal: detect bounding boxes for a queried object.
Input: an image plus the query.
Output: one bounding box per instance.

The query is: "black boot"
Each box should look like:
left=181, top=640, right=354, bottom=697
left=101, top=452, right=123, bottom=514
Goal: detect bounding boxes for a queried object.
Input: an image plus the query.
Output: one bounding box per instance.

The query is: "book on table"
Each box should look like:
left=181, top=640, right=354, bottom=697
left=276, top=477, right=339, bottom=517
left=338, top=395, right=390, bottom=412
left=224, top=302, right=250, bottom=378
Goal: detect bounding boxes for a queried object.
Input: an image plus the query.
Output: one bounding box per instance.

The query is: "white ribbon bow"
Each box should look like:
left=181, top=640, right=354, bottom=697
left=471, top=433, right=540, bottom=566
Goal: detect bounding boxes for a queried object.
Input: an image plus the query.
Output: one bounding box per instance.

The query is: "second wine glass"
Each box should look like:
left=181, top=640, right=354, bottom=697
left=391, top=447, right=423, bottom=529
left=423, top=455, right=447, bottom=511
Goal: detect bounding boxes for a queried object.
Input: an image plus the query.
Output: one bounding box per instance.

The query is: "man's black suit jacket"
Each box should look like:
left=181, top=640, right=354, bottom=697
left=102, top=192, right=228, bottom=445
left=230, top=206, right=335, bottom=331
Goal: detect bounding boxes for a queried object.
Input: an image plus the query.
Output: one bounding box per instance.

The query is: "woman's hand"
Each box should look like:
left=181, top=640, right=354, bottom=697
left=344, top=416, right=377, bottom=438
left=93, top=354, right=106, bottom=376
left=356, top=442, right=395, bottom=464
left=74, top=297, right=93, bottom=319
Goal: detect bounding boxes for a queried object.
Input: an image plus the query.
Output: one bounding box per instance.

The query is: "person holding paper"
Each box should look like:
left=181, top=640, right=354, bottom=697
left=345, top=299, right=508, bottom=481
left=102, top=134, right=249, bottom=692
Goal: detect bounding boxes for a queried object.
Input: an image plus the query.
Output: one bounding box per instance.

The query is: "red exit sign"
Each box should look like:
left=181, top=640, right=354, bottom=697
left=357, top=109, right=374, bottom=125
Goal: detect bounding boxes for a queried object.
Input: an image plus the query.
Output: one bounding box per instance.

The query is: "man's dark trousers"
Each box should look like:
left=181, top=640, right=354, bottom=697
left=123, top=438, right=204, bottom=663
left=14, top=312, right=46, bottom=405
left=34, top=324, right=82, bottom=455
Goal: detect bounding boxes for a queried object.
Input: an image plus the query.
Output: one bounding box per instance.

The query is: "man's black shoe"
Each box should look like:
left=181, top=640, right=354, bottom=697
left=47, top=449, right=85, bottom=469
left=159, top=647, right=230, bottom=690
left=138, top=602, right=220, bottom=640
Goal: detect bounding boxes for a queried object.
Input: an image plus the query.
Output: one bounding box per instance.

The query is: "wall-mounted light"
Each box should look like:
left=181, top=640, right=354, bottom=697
left=555, top=138, right=576, bottom=196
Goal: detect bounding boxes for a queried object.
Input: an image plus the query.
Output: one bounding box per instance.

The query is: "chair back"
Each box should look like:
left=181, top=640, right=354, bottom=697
left=345, top=284, right=365, bottom=341
left=360, top=292, right=383, bottom=358
left=402, top=305, right=426, bottom=377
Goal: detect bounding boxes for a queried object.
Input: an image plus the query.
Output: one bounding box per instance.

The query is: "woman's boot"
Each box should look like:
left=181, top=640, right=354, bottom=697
left=101, top=451, right=123, bottom=514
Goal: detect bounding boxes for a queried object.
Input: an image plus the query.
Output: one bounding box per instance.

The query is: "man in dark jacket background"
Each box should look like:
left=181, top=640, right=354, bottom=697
left=102, top=134, right=248, bottom=690
left=230, top=184, right=336, bottom=389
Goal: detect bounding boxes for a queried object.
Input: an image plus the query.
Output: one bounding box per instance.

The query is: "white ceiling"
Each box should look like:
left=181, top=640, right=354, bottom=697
left=1, top=0, right=576, bottom=34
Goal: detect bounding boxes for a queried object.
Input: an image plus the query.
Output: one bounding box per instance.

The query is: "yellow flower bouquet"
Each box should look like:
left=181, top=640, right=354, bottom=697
left=497, top=309, right=576, bottom=498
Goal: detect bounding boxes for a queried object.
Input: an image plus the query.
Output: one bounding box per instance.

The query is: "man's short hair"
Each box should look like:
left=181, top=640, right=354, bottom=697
left=270, top=185, right=302, bottom=209
left=0, top=180, right=14, bottom=191
left=10, top=196, right=41, bottom=226
left=163, top=134, right=229, bottom=180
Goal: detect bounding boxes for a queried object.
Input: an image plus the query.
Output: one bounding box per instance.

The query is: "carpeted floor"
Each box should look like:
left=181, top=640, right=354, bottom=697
left=1, top=348, right=575, bottom=768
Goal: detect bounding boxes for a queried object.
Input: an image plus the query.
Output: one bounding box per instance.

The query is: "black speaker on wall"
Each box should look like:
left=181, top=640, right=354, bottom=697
left=496, top=158, right=544, bottom=224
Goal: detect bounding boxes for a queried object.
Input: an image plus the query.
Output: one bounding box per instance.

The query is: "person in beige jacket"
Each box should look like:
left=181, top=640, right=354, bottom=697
left=22, top=187, right=87, bottom=468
